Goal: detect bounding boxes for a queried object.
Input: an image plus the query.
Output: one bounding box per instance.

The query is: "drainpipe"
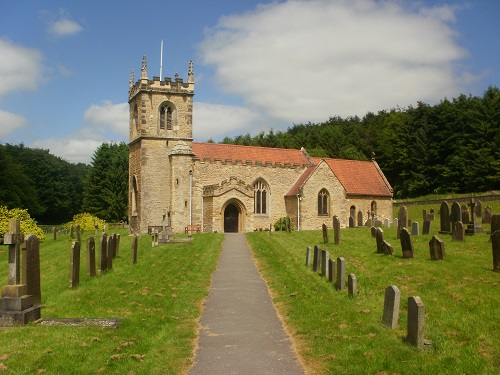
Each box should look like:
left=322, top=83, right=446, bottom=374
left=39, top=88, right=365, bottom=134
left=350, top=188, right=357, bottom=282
left=189, top=170, right=193, bottom=226
left=297, top=193, right=301, bottom=231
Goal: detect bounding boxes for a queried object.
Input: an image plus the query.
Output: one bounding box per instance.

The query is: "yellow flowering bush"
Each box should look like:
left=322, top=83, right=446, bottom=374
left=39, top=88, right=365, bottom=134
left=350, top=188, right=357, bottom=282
left=0, top=206, right=45, bottom=243
left=65, top=213, right=106, bottom=232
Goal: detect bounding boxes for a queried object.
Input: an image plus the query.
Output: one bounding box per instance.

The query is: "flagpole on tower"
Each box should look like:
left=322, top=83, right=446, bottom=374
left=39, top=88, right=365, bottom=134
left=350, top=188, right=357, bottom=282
left=160, top=39, right=163, bottom=79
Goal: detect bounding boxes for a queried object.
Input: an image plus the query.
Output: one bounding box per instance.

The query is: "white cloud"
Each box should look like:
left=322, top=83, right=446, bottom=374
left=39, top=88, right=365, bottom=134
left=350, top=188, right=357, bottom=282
left=47, top=17, right=83, bottom=38
left=199, top=0, right=472, bottom=125
left=32, top=137, right=104, bottom=164
left=0, top=110, right=28, bottom=137
left=194, top=102, right=264, bottom=140
left=0, top=39, right=44, bottom=98
left=83, top=101, right=129, bottom=137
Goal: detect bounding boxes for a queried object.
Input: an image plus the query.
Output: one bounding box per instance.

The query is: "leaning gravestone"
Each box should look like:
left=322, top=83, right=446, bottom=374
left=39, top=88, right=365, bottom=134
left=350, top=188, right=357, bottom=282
left=439, top=201, right=451, bottom=233
left=397, top=206, right=408, bottom=239
left=407, top=296, right=425, bottom=349
left=375, top=227, right=384, bottom=254
left=400, top=228, right=414, bottom=258
left=452, top=221, right=464, bottom=242
left=336, top=257, right=346, bottom=291
left=382, top=240, right=394, bottom=255
left=322, top=223, right=328, bottom=243
left=333, top=216, right=341, bottom=245
left=382, top=285, right=400, bottom=329
left=429, top=235, right=445, bottom=260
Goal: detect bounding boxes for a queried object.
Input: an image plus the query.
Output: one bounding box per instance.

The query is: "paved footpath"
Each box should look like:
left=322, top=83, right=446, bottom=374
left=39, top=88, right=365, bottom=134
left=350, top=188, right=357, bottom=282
left=189, top=233, right=304, bottom=375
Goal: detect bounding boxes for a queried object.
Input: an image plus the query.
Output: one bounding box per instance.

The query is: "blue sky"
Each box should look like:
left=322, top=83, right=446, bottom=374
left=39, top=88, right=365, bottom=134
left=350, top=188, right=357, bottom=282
left=1, top=0, right=498, bottom=164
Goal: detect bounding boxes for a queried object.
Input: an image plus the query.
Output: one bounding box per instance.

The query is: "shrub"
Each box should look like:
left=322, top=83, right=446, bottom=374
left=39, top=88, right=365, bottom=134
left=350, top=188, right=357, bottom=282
left=0, top=206, right=45, bottom=243
left=65, top=213, right=106, bottom=232
left=274, top=216, right=292, bottom=231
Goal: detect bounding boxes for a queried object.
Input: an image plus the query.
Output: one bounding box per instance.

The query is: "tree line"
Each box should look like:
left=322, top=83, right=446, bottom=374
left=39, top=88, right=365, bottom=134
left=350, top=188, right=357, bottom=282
left=1, top=87, right=498, bottom=224
left=218, top=86, right=500, bottom=198
left=0, top=142, right=128, bottom=224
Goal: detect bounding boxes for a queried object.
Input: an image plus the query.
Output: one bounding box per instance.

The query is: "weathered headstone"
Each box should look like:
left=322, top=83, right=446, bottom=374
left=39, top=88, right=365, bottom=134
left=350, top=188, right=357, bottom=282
left=382, top=240, right=394, bottom=255
left=461, top=205, right=470, bottom=224
left=492, top=230, right=500, bottom=273
left=382, top=285, right=400, bottom=329
left=430, top=208, right=435, bottom=220
left=440, top=201, right=451, bottom=233
left=76, top=225, right=81, bottom=244
left=429, top=235, right=445, bottom=260
left=70, top=241, right=80, bottom=289
left=491, top=214, right=500, bottom=234
left=357, top=211, right=363, bottom=227
left=375, top=227, right=384, bottom=254
left=87, top=237, right=96, bottom=277
left=384, top=218, right=390, bottom=228
left=407, top=296, right=425, bottom=349
left=371, top=226, right=377, bottom=238
left=422, top=220, right=431, bottom=235
left=132, top=235, right=138, bottom=265
left=349, top=216, right=355, bottom=228
left=115, top=234, right=120, bottom=257
left=22, top=234, right=41, bottom=305
left=452, top=221, right=464, bottom=242
left=312, top=245, right=320, bottom=272
left=400, top=228, right=414, bottom=258
left=475, top=200, right=482, bottom=219
left=483, top=206, right=492, bottom=224
left=328, top=259, right=335, bottom=283
left=70, top=224, right=74, bottom=239
left=393, top=218, right=398, bottom=229
left=322, top=223, right=329, bottom=243
left=336, top=257, right=345, bottom=291
left=321, top=249, right=330, bottom=278
left=348, top=274, right=357, bottom=297
left=333, top=216, right=340, bottom=245
left=450, top=201, right=461, bottom=230
left=397, top=206, right=408, bottom=239
left=305, top=246, right=312, bottom=266
left=411, top=221, right=419, bottom=236
left=99, top=233, right=107, bottom=274
left=106, top=236, right=113, bottom=270
left=4, top=219, right=22, bottom=285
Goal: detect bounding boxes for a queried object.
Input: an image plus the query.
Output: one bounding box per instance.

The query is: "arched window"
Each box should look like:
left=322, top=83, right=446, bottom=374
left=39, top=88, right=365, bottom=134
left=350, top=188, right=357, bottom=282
left=318, top=189, right=329, bottom=216
left=254, top=179, right=269, bottom=214
left=159, top=103, right=174, bottom=130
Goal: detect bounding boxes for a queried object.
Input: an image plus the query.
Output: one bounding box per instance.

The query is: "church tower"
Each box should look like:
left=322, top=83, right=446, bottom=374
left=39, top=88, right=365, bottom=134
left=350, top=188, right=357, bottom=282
left=128, top=56, right=195, bottom=234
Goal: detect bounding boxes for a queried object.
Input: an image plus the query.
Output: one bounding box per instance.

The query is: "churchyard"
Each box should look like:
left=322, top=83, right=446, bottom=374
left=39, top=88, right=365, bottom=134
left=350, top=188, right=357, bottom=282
left=0, top=198, right=498, bottom=374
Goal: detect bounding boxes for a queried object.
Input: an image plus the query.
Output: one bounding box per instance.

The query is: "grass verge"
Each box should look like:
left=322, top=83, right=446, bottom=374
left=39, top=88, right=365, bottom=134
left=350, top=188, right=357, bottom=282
left=0, top=231, right=223, bottom=374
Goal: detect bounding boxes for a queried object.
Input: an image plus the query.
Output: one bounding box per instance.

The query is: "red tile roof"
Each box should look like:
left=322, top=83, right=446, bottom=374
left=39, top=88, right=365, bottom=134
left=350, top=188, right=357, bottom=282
left=316, top=157, right=393, bottom=197
left=192, top=142, right=312, bottom=166
left=285, top=165, right=316, bottom=196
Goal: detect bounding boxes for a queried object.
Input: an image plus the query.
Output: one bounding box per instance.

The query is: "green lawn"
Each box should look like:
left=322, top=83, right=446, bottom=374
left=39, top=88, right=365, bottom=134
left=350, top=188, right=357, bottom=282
left=0, top=231, right=223, bottom=374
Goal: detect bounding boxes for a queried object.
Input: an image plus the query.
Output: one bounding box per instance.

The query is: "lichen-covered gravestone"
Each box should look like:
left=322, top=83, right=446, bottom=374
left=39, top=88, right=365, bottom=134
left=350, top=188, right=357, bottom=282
left=382, top=285, right=400, bottom=329
left=429, top=235, right=445, bottom=260
left=400, top=228, right=414, bottom=258
left=440, top=201, right=451, bottom=233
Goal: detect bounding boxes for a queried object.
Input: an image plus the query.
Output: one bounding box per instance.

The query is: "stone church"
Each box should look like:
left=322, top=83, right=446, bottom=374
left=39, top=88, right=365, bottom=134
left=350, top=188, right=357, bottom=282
left=128, top=57, right=393, bottom=234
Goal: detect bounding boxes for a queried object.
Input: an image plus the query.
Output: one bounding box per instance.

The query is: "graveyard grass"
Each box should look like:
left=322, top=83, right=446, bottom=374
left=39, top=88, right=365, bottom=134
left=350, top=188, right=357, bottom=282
left=247, top=202, right=500, bottom=375
left=0, top=231, right=223, bottom=374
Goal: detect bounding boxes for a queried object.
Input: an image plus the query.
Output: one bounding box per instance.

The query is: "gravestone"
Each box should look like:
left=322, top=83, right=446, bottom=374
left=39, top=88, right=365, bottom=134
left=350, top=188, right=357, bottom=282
left=4, top=219, right=21, bottom=285
left=393, top=218, right=398, bottom=229
left=53, top=227, right=57, bottom=240
left=328, top=259, right=335, bottom=282
left=70, top=241, right=80, bottom=289
left=336, top=257, right=345, bottom=291
left=466, top=199, right=484, bottom=235
left=106, top=236, right=113, bottom=270
left=115, top=234, right=120, bottom=257
left=312, top=245, right=320, bottom=272
left=400, top=228, right=414, bottom=258
left=349, top=216, right=355, bottom=228
left=384, top=218, right=390, bottom=228
left=76, top=225, right=81, bottom=244
left=429, top=235, right=445, bottom=260
left=411, top=221, right=419, bottom=236
left=475, top=200, right=482, bottom=219
left=375, top=227, right=384, bottom=254
left=333, top=216, right=340, bottom=245
left=397, top=206, right=408, bottom=239
left=322, top=223, right=329, bottom=243
left=371, top=226, right=377, bottom=238
left=70, top=224, right=74, bottom=239
left=450, top=201, right=461, bottom=230
left=348, top=274, right=357, bottom=297
left=491, top=214, right=500, bottom=234
left=382, top=285, right=400, bottom=329
left=99, top=233, right=107, bottom=274
left=439, top=201, right=451, bottom=233
left=483, top=206, right=492, bottom=224
left=357, top=211, right=363, bottom=227
left=422, top=220, right=431, bottom=235
left=132, top=235, right=138, bottom=264
left=22, top=234, right=41, bottom=305
left=452, top=221, right=464, bottom=242
left=422, top=209, right=427, bottom=222
left=305, top=246, right=312, bottom=266
left=87, top=237, right=96, bottom=277
left=321, top=249, right=329, bottom=278
left=407, top=296, right=425, bottom=349
left=430, top=208, right=435, bottom=220
left=461, top=205, right=470, bottom=224
left=492, top=230, right=500, bottom=272
left=382, top=240, right=394, bottom=255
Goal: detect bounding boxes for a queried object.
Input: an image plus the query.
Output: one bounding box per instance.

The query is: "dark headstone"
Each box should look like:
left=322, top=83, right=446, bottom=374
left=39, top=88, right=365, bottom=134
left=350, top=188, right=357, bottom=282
left=492, top=230, right=500, bottom=273
left=321, top=249, right=329, bottom=278
left=349, top=216, right=355, bottom=228
left=328, top=259, right=335, bottom=282
left=422, top=220, right=431, bottom=235
left=333, top=216, right=340, bottom=245
left=491, top=214, right=500, bottom=234
left=452, top=221, right=464, bottom=242
left=312, top=245, right=320, bottom=272
left=483, top=206, right=492, bottom=224
left=475, top=200, right=482, bottom=219
left=132, top=235, right=138, bottom=265
left=106, top=237, right=113, bottom=270
left=70, top=241, right=80, bottom=289
left=382, top=285, right=400, bottom=329
left=375, top=227, right=384, bottom=254
left=440, top=201, right=451, bottom=232
left=382, top=240, right=394, bottom=255
left=99, top=233, right=107, bottom=274
left=429, top=235, right=445, bottom=260
left=23, top=234, right=41, bottom=305
left=371, top=226, right=376, bottom=238
left=422, top=210, right=427, bottom=222
left=357, top=211, right=363, bottom=227
left=397, top=206, right=408, bottom=239
left=400, top=228, right=414, bottom=258
left=87, top=237, right=96, bottom=277
left=461, top=205, right=470, bottom=224
left=322, top=223, right=329, bottom=243
left=336, top=257, right=345, bottom=291
left=450, top=201, right=461, bottom=229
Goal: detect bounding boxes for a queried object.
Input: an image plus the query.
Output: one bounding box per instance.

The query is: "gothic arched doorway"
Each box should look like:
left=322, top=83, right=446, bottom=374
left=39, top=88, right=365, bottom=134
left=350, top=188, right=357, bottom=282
left=224, top=204, right=239, bottom=233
